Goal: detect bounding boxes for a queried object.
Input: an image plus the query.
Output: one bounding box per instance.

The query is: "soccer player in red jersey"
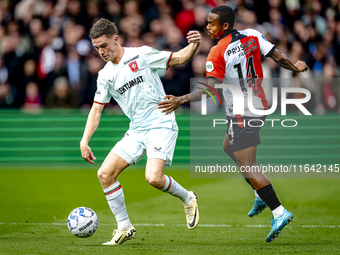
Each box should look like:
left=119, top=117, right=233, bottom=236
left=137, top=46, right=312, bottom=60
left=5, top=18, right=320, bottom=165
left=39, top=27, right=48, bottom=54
left=158, top=5, right=308, bottom=242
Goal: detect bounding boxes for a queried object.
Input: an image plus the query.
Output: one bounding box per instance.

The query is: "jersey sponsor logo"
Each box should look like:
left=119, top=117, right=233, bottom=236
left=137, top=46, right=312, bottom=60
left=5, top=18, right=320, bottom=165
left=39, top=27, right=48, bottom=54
left=227, top=38, right=256, bottom=56
left=206, top=61, right=214, bottom=72
left=95, top=90, right=101, bottom=95
left=154, top=147, right=162, bottom=152
left=241, top=45, right=257, bottom=57
left=128, top=61, right=139, bottom=72
left=116, top=75, right=144, bottom=95
left=123, top=55, right=139, bottom=65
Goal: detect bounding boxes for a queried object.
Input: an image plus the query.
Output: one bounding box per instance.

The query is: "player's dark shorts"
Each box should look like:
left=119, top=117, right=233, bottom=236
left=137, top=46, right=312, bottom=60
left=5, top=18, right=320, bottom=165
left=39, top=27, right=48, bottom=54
left=226, top=116, right=266, bottom=152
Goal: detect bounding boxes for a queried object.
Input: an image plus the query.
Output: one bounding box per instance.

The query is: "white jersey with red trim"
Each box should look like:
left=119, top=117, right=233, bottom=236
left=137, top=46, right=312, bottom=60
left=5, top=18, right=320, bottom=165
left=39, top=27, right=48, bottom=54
left=206, top=29, right=276, bottom=117
left=94, top=46, right=177, bottom=130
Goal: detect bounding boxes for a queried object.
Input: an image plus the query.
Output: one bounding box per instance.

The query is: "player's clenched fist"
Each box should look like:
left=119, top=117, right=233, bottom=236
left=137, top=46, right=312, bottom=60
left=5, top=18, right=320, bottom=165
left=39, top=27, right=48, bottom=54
left=295, top=60, right=308, bottom=72
left=187, top=31, right=202, bottom=44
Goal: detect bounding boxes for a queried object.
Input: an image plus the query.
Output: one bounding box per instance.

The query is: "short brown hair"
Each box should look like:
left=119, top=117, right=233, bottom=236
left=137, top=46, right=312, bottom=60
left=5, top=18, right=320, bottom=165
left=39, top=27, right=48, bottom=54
left=89, top=18, right=118, bottom=39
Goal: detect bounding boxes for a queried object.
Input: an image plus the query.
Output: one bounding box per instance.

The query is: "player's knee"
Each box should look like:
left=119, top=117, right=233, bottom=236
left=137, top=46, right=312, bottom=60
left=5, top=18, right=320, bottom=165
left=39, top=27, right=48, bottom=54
left=145, top=174, right=162, bottom=188
left=97, top=168, right=114, bottom=182
left=97, top=168, right=107, bottom=181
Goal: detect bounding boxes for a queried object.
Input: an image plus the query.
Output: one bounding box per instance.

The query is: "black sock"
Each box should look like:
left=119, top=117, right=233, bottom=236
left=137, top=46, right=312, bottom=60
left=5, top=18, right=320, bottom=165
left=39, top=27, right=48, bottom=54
left=256, top=184, right=281, bottom=211
left=244, top=178, right=255, bottom=190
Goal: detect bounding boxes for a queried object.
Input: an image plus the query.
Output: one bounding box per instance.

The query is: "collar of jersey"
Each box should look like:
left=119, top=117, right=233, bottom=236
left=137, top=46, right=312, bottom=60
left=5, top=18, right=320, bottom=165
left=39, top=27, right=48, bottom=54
left=110, top=47, right=126, bottom=66
left=220, top=29, right=238, bottom=40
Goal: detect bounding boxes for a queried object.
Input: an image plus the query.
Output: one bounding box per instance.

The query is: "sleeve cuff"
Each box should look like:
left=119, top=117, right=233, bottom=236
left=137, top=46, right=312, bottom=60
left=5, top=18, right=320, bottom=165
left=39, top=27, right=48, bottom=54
left=265, top=45, right=276, bottom=58
left=94, top=101, right=109, bottom=105
left=166, top=52, right=173, bottom=70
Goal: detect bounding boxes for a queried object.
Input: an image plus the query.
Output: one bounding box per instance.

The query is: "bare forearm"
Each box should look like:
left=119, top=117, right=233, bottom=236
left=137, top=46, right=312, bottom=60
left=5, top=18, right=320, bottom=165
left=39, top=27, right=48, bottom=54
left=169, top=31, right=201, bottom=66
left=170, top=43, right=200, bottom=66
left=81, top=106, right=102, bottom=145
left=178, top=43, right=200, bottom=65
left=179, top=79, right=218, bottom=104
left=179, top=89, right=204, bottom=104
left=271, top=49, right=299, bottom=72
left=157, top=79, right=219, bottom=114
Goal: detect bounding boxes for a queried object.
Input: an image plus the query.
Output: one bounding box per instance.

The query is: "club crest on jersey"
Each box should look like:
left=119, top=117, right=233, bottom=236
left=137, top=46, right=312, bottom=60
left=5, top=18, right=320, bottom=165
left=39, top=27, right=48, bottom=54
left=206, top=61, right=214, bottom=72
left=128, top=61, right=139, bottom=72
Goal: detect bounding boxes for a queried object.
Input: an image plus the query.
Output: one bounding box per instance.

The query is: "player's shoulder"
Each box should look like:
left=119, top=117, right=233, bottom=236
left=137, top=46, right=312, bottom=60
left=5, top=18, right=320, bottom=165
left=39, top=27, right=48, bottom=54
left=98, top=62, right=113, bottom=80
left=208, top=35, right=232, bottom=57
left=243, top=28, right=262, bottom=37
left=138, top=45, right=165, bottom=55
left=139, top=45, right=151, bottom=51
left=121, top=46, right=142, bottom=57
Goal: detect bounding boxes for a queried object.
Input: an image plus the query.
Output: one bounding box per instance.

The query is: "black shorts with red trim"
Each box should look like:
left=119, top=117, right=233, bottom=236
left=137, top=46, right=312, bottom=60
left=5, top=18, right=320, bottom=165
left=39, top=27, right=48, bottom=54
left=226, top=116, right=266, bottom=152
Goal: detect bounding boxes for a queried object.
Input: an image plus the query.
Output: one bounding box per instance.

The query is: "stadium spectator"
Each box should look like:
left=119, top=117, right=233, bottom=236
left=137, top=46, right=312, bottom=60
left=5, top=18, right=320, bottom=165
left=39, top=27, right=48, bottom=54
left=81, top=54, right=104, bottom=107
left=45, top=76, right=77, bottom=108
left=0, top=57, right=9, bottom=84
left=41, top=51, right=66, bottom=103
left=0, top=81, right=18, bottom=108
left=22, top=81, right=42, bottom=111
left=16, top=58, right=40, bottom=105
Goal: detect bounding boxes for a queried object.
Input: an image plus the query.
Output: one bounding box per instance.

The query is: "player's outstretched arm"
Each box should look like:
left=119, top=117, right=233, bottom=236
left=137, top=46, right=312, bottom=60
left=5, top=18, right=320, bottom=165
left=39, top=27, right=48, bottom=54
left=270, top=49, right=308, bottom=73
left=168, top=31, right=201, bottom=66
left=158, top=78, right=219, bottom=115
left=80, top=103, right=104, bottom=164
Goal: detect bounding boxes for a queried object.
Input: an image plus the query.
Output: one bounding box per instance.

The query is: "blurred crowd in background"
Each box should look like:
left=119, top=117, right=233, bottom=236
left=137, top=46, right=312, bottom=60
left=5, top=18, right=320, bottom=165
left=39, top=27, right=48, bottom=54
left=0, top=0, right=339, bottom=114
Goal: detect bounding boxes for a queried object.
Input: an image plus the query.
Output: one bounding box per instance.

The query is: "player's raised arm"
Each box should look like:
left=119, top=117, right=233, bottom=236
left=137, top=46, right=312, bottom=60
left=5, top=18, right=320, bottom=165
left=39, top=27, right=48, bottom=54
left=80, top=103, right=104, bottom=164
left=158, top=78, right=219, bottom=115
left=168, top=31, right=201, bottom=66
left=269, top=49, right=308, bottom=73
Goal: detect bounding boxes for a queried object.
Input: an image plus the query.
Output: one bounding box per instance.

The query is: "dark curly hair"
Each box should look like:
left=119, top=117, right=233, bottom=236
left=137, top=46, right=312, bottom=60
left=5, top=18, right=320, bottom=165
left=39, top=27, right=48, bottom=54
left=211, top=5, right=235, bottom=30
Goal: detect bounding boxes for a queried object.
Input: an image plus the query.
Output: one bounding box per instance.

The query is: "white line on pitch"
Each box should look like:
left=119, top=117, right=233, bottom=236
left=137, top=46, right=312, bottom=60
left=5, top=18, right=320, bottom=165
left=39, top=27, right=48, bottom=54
left=174, top=224, right=232, bottom=227
left=0, top=222, right=164, bottom=227
left=0, top=222, right=339, bottom=228
left=134, top=223, right=165, bottom=226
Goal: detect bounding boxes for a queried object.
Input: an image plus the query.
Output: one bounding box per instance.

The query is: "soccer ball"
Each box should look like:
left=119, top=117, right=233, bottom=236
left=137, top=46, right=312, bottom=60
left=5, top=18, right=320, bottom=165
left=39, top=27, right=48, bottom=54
left=67, top=207, right=99, bottom=238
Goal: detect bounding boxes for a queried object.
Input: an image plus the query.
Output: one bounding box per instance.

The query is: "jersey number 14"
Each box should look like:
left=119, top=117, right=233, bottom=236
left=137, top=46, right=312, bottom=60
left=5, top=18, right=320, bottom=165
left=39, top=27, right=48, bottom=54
left=233, top=56, right=259, bottom=96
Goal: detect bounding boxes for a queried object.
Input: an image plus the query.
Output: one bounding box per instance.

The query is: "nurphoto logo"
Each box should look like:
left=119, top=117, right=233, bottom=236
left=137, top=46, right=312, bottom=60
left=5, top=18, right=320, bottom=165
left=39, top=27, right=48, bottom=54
left=200, top=83, right=312, bottom=116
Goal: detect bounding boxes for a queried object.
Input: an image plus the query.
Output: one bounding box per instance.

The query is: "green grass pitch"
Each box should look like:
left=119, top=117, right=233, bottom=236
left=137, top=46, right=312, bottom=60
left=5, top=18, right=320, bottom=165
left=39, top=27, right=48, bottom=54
left=1, top=167, right=340, bottom=254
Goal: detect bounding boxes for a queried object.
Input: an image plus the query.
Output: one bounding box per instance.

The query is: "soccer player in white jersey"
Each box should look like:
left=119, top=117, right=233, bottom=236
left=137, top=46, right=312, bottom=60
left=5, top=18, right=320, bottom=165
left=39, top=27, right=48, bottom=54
left=158, top=6, right=308, bottom=242
left=80, top=18, right=201, bottom=245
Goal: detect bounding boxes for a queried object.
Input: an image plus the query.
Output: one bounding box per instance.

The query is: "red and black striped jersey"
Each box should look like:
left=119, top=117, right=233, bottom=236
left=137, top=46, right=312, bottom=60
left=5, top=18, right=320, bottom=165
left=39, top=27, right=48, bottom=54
left=206, top=29, right=275, bottom=117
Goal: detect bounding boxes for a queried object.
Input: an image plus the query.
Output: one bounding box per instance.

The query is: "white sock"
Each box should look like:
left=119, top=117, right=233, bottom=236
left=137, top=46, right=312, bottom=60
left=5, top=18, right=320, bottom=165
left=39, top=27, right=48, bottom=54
left=104, top=181, right=131, bottom=230
left=254, top=190, right=261, bottom=199
left=272, top=205, right=284, bottom=218
left=161, top=175, right=192, bottom=203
